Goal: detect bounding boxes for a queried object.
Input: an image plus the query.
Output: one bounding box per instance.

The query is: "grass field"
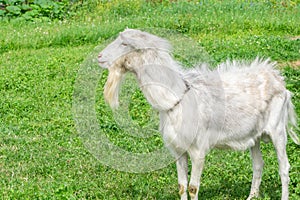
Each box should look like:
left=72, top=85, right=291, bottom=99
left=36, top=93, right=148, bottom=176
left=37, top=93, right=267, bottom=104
left=0, top=0, right=300, bottom=199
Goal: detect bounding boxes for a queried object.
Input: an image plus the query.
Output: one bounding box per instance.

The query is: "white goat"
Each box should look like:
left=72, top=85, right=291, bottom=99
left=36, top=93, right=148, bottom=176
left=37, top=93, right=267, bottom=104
left=98, top=28, right=299, bottom=200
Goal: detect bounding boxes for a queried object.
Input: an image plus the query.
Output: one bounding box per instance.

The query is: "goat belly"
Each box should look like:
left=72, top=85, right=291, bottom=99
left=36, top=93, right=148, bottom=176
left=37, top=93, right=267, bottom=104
left=213, top=136, right=257, bottom=150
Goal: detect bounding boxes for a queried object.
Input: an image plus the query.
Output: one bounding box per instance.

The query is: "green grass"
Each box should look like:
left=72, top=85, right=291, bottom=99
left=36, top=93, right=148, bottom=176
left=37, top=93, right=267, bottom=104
left=0, top=0, right=300, bottom=199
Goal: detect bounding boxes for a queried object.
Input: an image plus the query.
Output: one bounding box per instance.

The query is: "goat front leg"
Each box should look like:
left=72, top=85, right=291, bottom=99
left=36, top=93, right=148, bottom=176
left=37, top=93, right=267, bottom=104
left=247, top=141, right=264, bottom=200
left=188, top=150, right=205, bottom=200
left=176, top=153, right=188, bottom=200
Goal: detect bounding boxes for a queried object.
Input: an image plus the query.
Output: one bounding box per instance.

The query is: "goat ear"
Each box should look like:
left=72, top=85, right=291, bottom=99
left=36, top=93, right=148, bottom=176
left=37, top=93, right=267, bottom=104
left=120, top=29, right=172, bottom=51
left=120, top=31, right=145, bottom=49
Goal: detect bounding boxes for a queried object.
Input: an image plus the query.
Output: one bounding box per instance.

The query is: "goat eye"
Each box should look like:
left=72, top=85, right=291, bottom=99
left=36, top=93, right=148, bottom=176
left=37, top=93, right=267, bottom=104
left=121, top=43, right=128, bottom=47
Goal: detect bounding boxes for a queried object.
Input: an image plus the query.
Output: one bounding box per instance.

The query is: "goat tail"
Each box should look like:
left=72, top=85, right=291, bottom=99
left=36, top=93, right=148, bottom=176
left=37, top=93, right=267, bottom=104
left=286, top=91, right=300, bottom=145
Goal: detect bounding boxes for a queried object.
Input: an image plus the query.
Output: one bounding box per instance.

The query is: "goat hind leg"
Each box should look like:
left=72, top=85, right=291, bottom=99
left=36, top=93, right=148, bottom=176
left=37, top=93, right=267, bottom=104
left=247, top=141, right=264, bottom=200
left=272, top=130, right=290, bottom=200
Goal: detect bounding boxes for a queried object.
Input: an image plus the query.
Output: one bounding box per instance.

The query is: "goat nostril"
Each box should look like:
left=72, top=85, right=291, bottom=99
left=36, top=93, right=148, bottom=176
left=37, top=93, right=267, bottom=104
left=98, top=54, right=102, bottom=58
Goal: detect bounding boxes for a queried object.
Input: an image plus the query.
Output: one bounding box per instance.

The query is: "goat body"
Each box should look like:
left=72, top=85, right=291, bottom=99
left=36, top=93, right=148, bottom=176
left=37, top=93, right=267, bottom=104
left=98, top=29, right=299, bottom=200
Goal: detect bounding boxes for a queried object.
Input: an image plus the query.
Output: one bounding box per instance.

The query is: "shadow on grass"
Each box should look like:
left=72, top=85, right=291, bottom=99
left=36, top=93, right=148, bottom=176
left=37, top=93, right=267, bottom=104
left=197, top=178, right=281, bottom=200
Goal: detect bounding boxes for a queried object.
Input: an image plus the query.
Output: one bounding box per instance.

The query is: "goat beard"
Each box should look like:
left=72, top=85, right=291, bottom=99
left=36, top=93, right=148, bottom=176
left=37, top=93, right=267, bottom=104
left=103, top=66, right=126, bottom=108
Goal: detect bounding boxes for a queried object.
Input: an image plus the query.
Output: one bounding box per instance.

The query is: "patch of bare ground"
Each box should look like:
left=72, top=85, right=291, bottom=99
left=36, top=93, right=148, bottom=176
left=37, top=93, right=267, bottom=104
left=290, top=36, right=300, bottom=40
left=278, top=36, right=300, bottom=69
left=278, top=60, right=300, bottom=69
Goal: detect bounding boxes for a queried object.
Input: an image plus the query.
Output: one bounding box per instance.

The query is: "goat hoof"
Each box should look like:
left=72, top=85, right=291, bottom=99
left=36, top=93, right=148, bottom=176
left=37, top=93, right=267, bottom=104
left=246, top=193, right=260, bottom=200
left=188, top=185, right=197, bottom=198
left=178, top=184, right=185, bottom=196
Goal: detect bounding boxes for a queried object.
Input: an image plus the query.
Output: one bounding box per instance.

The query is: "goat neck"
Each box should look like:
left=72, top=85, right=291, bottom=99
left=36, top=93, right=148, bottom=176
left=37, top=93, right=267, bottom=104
left=124, top=49, right=188, bottom=111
